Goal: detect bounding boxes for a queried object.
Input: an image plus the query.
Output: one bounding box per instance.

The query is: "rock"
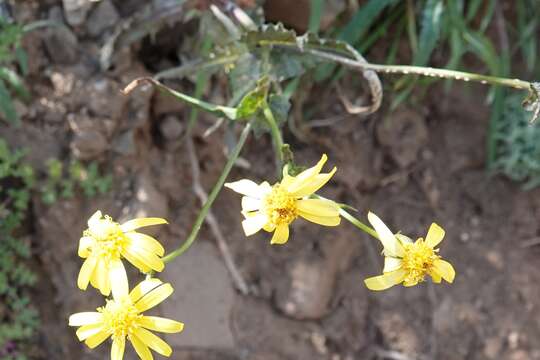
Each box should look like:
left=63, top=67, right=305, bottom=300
left=275, top=259, right=335, bottom=319
left=112, top=130, right=137, bottom=156
left=86, top=0, right=119, bottom=37
left=159, top=241, right=236, bottom=348
left=119, top=172, right=169, bottom=236
left=62, top=0, right=92, bottom=26
left=43, top=26, right=79, bottom=64
left=71, top=129, right=108, bottom=160
left=160, top=115, right=184, bottom=141
left=376, top=108, right=428, bottom=168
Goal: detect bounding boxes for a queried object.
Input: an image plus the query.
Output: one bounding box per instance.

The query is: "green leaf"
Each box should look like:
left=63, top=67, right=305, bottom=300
left=0, top=79, right=18, bottom=124
left=0, top=67, right=30, bottom=101
left=124, top=78, right=238, bottom=120
left=413, top=0, right=444, bottom=66
left=267, top=94, right=291, bottom=126
left=236, top=77, right=269, bottom=119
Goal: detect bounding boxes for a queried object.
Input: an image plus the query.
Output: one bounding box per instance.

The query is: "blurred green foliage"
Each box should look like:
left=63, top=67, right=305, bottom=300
left=493, top=93, right=540, bottom=189
left=0, top=19, right=29, bottom=125
left=0, top=140, right=38, bottom=360
left=0, top=139, right=112, bottom=358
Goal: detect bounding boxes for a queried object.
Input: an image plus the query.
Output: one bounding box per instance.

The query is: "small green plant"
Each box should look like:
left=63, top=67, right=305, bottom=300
left=492, top=93, right=540, bottom=189
left=0, top=140, right=39, bottom=360
left=41, top=159, right=112, bottom=204
left=0, top=19, right=29, bottom=125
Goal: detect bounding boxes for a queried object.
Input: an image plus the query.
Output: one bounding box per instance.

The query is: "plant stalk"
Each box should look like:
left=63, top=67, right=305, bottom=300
left=339, top=208, right=379, bottom=240
left=262, top=103, right=284, bottom=169
left=162, top=122, right=252, bottom=264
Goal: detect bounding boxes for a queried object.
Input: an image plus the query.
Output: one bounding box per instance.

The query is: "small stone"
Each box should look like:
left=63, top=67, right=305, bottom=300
left=71, top=130, right=108, bottom=160
left=112, top=130, right=136, bottom=156
left=43, top=26, right=79, bottom=64
left=159, top=241, right=235, bottom=348
left=377, top=108, right=428, bottom=168
left=86, top=0, right=119, bottom=37
left=62, top=0, right=92, bottom=26
left=159, top=116, right=184, bottom=141
left=483, top=337, right=503, bottom=359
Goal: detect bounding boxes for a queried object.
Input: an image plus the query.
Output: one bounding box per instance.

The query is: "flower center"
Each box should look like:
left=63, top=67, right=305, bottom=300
left=84, top=216, right=128, bottom=263
left=401, top=240, right=439, bottom=284
left=98, top=297, right=141, bottom=341
left=263, top=185, right=297, bottom=227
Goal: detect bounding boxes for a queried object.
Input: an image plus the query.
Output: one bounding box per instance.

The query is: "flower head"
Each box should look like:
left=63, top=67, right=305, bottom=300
left=69, top=278, right=184, bottom=360
left=225, top=154, right=341, bottom=245
left=78, top=211, right=168, bottom=295
left=364, top=212, right=455, bottom=291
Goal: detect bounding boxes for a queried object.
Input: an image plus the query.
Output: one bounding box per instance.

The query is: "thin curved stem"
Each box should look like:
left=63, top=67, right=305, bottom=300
left=162, top=122, right=252, bottom=264
left=339, top=208, right=379, bottom=240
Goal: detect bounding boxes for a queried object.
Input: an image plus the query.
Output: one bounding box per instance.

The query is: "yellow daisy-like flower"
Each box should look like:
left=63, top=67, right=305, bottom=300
left=364, top=212, right=456, bottom=291
left=225, top=154, right=341, bottom=245
left=69, top=278, right=184, bottom=360
left=78, top=211, right=168, bottom=296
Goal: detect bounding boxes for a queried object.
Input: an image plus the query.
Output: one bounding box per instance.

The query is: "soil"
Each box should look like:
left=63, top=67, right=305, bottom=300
left=3, top=1, right=540, bottom=360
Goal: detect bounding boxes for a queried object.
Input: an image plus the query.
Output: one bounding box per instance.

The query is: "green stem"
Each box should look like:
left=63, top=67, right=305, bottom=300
left=162, top=122, right=252, bottom=264
left=263, top=103, right=284, bottom=168
left=339, top=208, right=379, bottom=240
left=281, top=45, right=532, bottom=90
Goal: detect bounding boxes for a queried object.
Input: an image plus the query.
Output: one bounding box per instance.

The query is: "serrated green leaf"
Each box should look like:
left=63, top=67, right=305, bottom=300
left=268, top=94, right=290, bottom=126
left=236, top=77, right=269, bottom=119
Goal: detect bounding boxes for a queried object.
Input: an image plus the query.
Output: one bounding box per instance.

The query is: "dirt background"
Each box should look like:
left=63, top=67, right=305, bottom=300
left=3, top=1, right=540, bottom=359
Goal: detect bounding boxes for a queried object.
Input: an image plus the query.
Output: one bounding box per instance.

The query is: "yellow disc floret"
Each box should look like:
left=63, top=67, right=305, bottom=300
left=98, top=296, right=141, bottom=341
left=401, top=239, right=440, bottom=285
left=263, top=184, right=298, bottom=227
left=84, top=215, right=128, bottom=264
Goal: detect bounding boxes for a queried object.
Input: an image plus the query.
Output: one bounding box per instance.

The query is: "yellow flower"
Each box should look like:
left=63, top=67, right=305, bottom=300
left=225, top=154, right=341, bottom=245
left=69, top=278, right=184, bottom=360
left=364, top=212, right=455, bottom=291
left=78, top=211, right=168, bottom=296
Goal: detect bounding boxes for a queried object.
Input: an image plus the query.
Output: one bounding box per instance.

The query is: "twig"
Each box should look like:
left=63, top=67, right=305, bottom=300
left=186, top=136, right=249, bottom=295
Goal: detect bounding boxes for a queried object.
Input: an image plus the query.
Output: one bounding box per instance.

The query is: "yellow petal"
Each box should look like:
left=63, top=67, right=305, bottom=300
left=109, top=259, right=129, bottom=300
left=84, top=329, right=110, bottom=349
left=364, top=269, right=406, bottom=291
left=87, top=210, right=103, bottom=228
left=129, top=278, right=162, bottom=303
left=121, top=249, right=152, bottom=273
left=120, top=218, right=168, bottom=233
left=382, top=257, right=402, bottom=273
left=289, top=168, right=336, bottom=198
left=131, top=332, right=154, bottom=360
left=296, top=199, right=339, bottom=217
left=224, top=179, right=262, bottom=198
left=127, top=232, right=165, bottom=257
left=131, top=281, right=173, bottom=313
left=270, top=224, right=289, bottom=245
left=395, top=233, right=413, bottom=244
left=76, top=323, right=105, bottom=341
left=425, top=223, right=445, bottom=248
left=92, top=258, right=111, bottom=296
left=111, top=337, right=125, bottom=360
left=298, top=212, right=341, bottom=226
left=241, top=196, right=262, bottom=212
left=432, top=259, right=455, bottom=283
left=139, top=316, right=184, bottom=333
left=134, top=328, right=172, bottom=356
left=77, top=256, right=97, bottom=291
left=123, top=246, right=164, bottom=272
left=69, top=312, right=103, bottom=327
left=241, top=212, right=268, bottom=236
left=431, top=271, right=442, bottom=283
left=78, top=236, right=93, bottom=258
left=367, top=212, right=404, bottom=257
left=286, top=154, right=328, bottom=194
